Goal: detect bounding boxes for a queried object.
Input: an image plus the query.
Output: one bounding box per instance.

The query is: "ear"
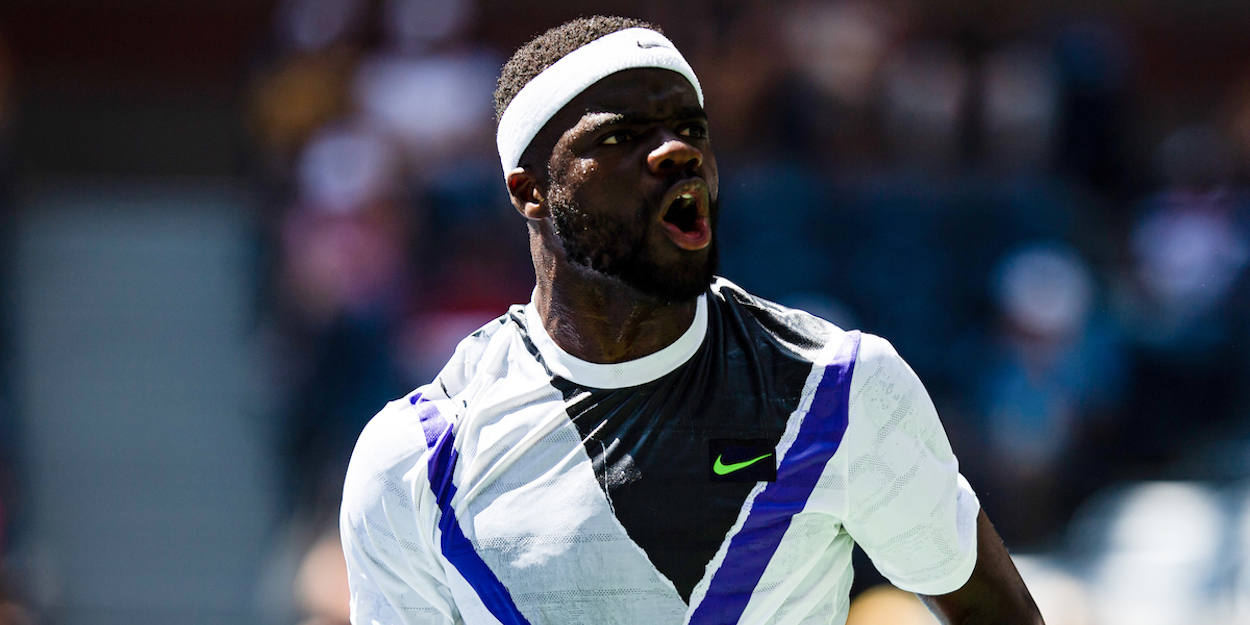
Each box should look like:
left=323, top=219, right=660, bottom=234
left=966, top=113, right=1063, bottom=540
left=506, top=168, right=548, bottom=219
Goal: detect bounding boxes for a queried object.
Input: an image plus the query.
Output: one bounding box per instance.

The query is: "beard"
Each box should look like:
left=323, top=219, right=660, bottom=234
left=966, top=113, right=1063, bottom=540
left=548, top=191, right=718, bottom=304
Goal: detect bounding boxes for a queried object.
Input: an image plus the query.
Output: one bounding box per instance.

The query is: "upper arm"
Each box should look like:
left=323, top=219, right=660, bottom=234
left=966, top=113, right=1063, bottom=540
left=340, top=399, right=459, bottom=625
left=838, top=334, right=980, bottom=595
left=342, top=523, right=454, bottom=625
left=837, top=335, right=1041, bottom=623
left=341, top=512, right=458, bottom=625
left=917, top=509, right=1043, bottom=625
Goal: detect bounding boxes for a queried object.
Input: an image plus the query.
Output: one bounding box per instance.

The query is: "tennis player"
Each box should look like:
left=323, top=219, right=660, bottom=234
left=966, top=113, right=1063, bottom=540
left=340, top=16, right=1041, bottom=624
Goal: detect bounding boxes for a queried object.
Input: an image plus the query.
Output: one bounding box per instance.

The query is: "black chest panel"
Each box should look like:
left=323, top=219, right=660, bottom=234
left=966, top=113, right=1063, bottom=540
left=548, top=291, right=825, bottom=602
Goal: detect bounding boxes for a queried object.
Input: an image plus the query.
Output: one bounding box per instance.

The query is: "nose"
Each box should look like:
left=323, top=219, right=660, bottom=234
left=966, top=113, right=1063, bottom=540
left=647, top=136, right=703, bottom=174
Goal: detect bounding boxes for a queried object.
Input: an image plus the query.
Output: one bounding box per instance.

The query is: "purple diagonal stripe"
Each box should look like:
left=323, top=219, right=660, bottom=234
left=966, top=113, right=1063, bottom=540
left=690, top=330, right=861, bottom=624
left=413, top=395, right=530, bottom=625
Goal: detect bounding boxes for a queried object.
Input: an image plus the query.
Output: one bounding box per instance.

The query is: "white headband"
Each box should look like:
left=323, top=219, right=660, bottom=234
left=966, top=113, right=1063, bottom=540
left=496, top=27, right=704, bottom=177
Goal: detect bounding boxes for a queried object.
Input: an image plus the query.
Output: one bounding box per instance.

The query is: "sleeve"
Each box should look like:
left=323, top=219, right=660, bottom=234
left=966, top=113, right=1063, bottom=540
left=837, top=334, right=980, bottom=596
left=340, top=398, right=460, bottom=625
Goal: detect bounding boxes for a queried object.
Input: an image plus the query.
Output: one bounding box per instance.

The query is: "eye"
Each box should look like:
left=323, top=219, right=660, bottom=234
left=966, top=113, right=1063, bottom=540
left=679, top=123, right=709, bottom=139
left=600, top=130, right=635, bottom=146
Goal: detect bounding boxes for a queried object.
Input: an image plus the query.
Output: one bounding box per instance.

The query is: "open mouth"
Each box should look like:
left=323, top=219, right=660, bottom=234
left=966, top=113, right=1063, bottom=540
left=665, top=192, right=700, bottom=232
left=659, top=182, right=711, bottom=250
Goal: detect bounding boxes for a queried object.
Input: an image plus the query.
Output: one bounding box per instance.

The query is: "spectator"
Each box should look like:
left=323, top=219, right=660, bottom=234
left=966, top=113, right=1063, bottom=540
left=351, top=0, right=499, bottom=174
left=975, top=243, right=1127, bottom=545
left=277, top=123, right=412, bottom=521
left=1115, top=125, right=1250, bottom=468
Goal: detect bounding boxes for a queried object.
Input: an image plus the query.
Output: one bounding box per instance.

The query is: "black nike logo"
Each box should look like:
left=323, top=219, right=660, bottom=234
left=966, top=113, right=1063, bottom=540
left=637, top=41, right=663, bottom=49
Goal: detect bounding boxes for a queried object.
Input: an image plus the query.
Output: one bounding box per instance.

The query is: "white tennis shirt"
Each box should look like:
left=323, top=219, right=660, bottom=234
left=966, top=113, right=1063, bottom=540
left=341, top=278, right=979, bottom=624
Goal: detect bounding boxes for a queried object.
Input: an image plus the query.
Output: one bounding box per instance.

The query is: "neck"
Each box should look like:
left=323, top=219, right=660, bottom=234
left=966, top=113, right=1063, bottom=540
left=530, top=231, right=698, bottom=364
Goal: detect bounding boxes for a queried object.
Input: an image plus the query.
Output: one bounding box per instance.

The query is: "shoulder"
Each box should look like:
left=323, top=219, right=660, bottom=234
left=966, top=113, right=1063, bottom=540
left=340, top=394, right=461, bottom=616
left=431, top=305, right=530, bottom=398
left=345, top=308, right=522, bottom=497
left=846, top=332, right=957, bottom=464
left=704, top=279, right=913, bottom=403
left=849, top=333, right=916, bottom=402
left=708, top=277, right=845, bottom=361
left=344, top=305, right=558, bottom=505
left=342, top=393, right=444, bottom=516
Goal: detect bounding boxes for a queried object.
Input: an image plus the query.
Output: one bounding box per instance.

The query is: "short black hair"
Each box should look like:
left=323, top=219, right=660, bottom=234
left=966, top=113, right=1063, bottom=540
left=493, top=15, right=661, bottom=124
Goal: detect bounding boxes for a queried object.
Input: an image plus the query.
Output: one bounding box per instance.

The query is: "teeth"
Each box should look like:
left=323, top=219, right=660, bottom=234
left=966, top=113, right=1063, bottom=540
left=679, top=192, right=694, bottom=200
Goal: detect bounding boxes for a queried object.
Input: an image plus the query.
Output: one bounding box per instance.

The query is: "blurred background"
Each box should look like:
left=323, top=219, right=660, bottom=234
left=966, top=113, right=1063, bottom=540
left=0, top=0, right=1247, bottom=623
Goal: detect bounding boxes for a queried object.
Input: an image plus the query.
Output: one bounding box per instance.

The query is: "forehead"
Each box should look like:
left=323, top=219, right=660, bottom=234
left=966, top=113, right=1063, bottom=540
left=545, top=68, right=702, bottom=136
left=569, top=67, right=700, bottom=115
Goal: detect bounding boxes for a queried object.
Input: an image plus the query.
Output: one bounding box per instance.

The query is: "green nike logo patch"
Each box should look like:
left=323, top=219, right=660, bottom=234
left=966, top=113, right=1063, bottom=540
left=709, top=438, right=777, bottom=482
left=713, top=452, right=774, bottom=475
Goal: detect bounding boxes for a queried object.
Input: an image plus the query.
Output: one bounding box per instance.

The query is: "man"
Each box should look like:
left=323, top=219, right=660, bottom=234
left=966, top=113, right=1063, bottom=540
left=341, top=16, right=1042, bottom=624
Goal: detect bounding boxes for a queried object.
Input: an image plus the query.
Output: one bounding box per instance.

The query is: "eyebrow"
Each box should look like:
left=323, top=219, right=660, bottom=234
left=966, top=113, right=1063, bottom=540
left=582, top=106, right=708, bottom=131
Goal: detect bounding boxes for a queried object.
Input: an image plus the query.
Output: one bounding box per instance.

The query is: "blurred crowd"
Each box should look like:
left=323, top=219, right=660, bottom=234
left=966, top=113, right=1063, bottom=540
left=1, top=0, right=1249, bottom=623
left=0, top=25, right=32, bottom=625
left=240, top=0, right=1250, bottom=623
